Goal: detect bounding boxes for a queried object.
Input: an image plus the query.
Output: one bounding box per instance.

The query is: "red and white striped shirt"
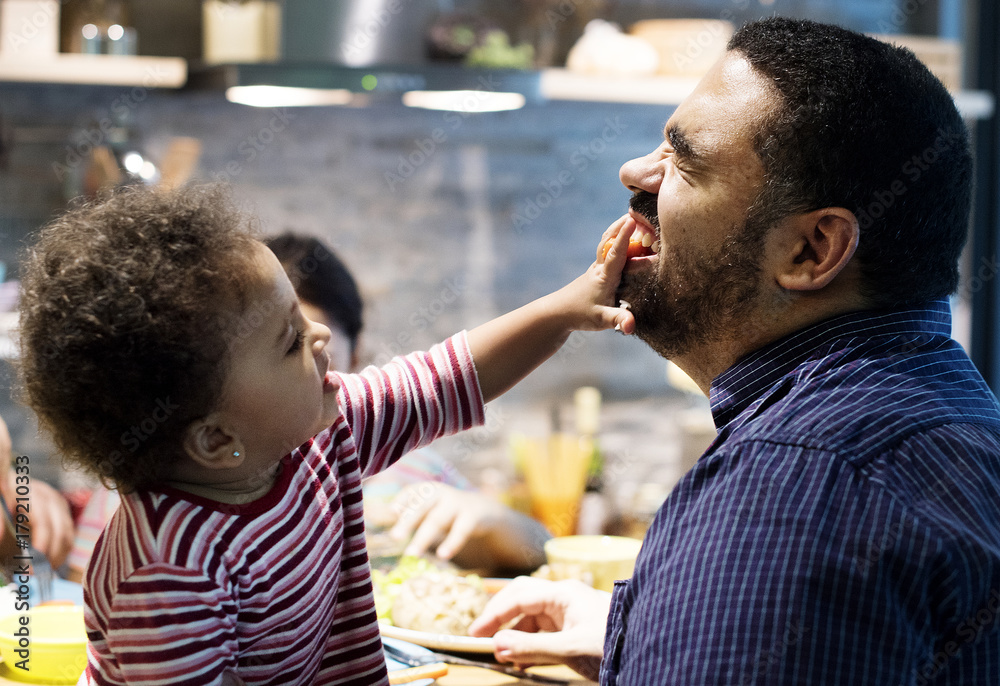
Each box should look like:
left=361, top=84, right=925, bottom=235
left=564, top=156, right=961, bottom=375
left=79, top=334, right=484, bottom=685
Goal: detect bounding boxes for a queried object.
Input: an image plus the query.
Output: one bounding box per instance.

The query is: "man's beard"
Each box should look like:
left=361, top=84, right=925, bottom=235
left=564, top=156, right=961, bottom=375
left=619, top=203, right=771, bottom=360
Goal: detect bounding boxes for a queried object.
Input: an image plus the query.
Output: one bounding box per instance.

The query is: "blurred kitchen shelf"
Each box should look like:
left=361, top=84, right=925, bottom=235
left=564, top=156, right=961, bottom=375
left=187, top=61, right=541, bottom=99
left=0, top=53, right=186, bottom=87
left=540, top=69, right=702, bottom=105
left=3, top=57, right=987, bottom=120
left=540, top=67, right=995, bottom=120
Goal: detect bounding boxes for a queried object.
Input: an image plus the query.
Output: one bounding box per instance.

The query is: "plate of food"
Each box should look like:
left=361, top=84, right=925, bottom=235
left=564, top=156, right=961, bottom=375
left=374, top=556, right=505, bottom=654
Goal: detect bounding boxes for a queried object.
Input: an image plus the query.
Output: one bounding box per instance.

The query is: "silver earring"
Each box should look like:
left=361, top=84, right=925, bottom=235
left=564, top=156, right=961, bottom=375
left=233, top=451, right=240, bottom=457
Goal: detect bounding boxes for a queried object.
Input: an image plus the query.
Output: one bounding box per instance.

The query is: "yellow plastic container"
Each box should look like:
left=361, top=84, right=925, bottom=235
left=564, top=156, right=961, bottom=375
left=0, top=606, right=86, bottom=684
left=544, top=535, right=643, bottom=592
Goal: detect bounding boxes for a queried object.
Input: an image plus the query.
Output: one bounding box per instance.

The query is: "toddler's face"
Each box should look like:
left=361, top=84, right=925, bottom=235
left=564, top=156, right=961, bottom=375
left=299, top=300, right=355, bottom=373
left=213, top=243, right=341, bottom=470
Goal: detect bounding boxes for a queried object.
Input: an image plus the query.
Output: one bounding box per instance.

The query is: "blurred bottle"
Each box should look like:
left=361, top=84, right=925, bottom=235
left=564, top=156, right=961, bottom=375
left=574, top=386, right=607, bottom=535
left=505, top=434, right=533, bottom=516
left=515, top=0, right=606, bottom=67
left=60, top=0, right=136, bottom=55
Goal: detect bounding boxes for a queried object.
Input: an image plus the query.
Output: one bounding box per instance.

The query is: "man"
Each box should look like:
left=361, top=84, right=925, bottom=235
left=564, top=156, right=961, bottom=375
left=470, top=17, right=1000, bottom=685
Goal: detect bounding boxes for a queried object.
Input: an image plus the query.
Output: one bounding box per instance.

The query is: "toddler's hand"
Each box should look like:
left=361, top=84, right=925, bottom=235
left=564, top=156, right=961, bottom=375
left=464, top=214, right=640, bottom=403
left=553, top=214, right=637, bottom=336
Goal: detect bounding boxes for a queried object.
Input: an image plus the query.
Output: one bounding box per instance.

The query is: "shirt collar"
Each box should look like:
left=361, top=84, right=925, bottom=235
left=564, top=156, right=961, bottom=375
left=708, top=300, right=954, bottom=431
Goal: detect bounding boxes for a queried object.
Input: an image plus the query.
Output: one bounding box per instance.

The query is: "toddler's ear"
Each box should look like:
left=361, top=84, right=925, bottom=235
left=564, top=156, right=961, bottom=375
left=183, top=415, right=245, bottom=470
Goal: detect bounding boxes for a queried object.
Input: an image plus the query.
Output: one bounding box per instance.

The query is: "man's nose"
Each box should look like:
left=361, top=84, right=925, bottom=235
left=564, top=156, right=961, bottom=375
left=620, top=152, right=662, bottom=195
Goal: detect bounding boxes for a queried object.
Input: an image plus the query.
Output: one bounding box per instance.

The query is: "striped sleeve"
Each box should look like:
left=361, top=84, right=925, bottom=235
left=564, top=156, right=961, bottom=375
left=338, top=332, right=485, bottom=477
left=89, top=564, right=239, bottom=685
left=69, top=488, right=122, bottom=576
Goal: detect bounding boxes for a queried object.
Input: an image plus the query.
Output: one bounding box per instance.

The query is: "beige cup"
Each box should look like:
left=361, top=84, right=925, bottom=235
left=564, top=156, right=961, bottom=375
left=544, top=535, right=643, bottom=591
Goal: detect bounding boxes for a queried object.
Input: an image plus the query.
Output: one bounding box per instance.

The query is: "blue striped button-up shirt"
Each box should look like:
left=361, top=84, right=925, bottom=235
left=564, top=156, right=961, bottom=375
left=602, top=301, right=1000, bottom=685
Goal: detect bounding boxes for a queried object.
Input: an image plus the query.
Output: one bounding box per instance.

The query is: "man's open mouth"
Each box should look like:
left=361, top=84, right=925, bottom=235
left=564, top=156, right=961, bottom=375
left=626, top=210, right=660, bottom=259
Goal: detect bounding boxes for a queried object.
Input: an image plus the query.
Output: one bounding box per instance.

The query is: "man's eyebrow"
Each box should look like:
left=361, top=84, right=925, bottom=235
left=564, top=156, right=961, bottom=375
left=664, top=124, right=703, bottom=163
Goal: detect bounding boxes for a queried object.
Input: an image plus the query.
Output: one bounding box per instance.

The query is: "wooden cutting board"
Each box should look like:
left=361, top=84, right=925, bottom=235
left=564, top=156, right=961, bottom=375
left=437, top=664, right=592, bottom=685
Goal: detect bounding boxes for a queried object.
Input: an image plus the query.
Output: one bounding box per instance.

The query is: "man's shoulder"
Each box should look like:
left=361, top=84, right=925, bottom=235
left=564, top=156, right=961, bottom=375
left=730, top=339, right=1000, bottom=463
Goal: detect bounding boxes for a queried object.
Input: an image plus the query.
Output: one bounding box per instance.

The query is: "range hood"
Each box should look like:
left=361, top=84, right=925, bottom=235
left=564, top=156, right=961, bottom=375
left=187, top=61, right=540, bottom=111
left=189, top=0, right=538, bottom=111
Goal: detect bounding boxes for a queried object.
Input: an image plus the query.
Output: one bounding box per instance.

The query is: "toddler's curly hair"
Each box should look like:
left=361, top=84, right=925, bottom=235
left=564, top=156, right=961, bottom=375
left=17, top=185, right=260, bottom=491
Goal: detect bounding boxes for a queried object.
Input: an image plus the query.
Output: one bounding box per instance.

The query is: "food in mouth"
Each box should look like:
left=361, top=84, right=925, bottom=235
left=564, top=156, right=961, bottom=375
left=601, top=230, right=660, bottom=260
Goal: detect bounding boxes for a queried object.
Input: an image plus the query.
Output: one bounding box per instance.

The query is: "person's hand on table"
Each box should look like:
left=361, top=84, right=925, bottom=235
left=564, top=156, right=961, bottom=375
left=11, top=477, right=75, bottom=568
left=388, top=482, right=549, bottom=572
left=468, top=576, right=610, bottom=682
left=0, top=415, right=75, bottom=568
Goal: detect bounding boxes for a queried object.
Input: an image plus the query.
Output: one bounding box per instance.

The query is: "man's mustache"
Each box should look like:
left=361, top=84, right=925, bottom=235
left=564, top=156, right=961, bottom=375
left=629, top=191, right=660, bottom=230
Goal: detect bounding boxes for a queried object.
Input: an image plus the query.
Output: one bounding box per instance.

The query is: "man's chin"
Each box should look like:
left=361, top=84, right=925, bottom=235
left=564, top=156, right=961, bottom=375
left=619, top=285, right=698, bottom=360
left=616, top=270, right=649, bottom=305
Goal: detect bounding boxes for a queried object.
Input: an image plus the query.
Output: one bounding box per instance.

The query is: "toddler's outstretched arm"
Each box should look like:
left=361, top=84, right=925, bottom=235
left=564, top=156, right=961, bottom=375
left=468, top=216, right=637, bottom=403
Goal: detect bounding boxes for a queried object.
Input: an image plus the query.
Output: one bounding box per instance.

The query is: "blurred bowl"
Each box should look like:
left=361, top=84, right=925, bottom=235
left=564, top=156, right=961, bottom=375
left=544, top=535, right=643, bottom=592
left=0, top=605, right=86, bottom=684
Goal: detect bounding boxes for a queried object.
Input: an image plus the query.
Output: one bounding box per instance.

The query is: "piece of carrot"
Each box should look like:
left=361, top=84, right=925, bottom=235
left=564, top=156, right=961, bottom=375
left=601, top=236, right=648, bottom=260
left=387, top=662, right=449, bottom=684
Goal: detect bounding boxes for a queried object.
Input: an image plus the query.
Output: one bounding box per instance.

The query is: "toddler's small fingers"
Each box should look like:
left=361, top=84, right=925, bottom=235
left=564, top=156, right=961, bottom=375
left=601, top=218, right=636, bottom=267
left=613, top=310, right=636, bottom=335
left=596, top=215, right=631, bottom=263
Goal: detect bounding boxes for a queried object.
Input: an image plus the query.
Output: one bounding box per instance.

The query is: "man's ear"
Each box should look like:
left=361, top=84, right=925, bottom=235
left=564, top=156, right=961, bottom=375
left=776, top=207, right=859, bottom=292
left=183, top=414, right=246, bottom=471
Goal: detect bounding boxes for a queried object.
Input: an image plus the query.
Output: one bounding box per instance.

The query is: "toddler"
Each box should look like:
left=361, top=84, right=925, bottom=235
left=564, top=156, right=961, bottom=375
left=16, top=185, right=637, bottom=685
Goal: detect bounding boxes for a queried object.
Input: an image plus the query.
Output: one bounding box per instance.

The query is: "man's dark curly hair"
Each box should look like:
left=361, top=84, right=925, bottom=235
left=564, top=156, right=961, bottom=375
left=17, top=185, right=261, bottom=492
left=729, top=18, right=973, bottom=307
